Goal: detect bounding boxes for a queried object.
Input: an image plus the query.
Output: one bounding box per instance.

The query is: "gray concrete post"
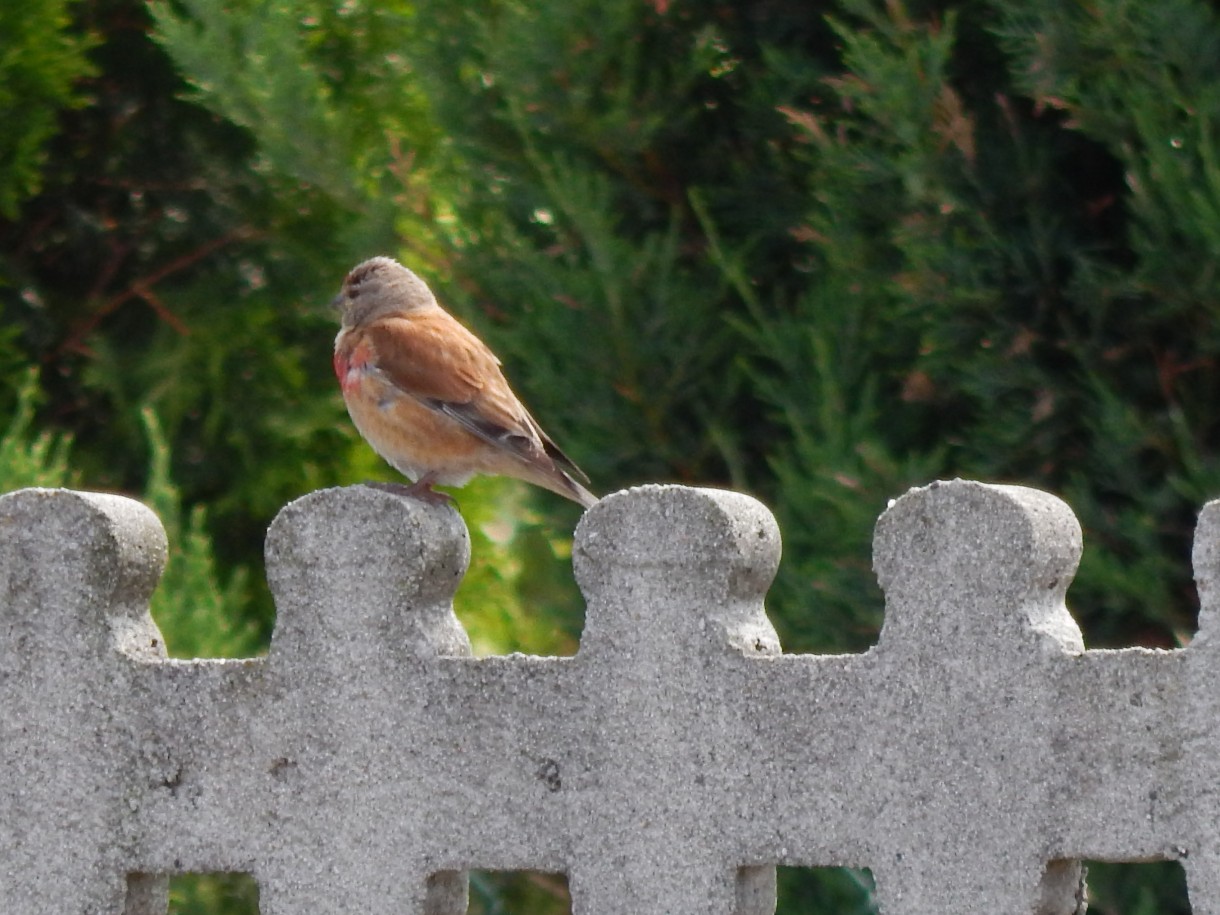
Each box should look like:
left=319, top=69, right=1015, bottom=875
left=2, top=480, right=1219, bottom=914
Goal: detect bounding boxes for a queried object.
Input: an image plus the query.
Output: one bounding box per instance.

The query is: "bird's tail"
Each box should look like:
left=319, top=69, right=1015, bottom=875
left=535, top=435, right=597, bottom=509
left=528, top=462, right=598, bottom=510
left=563, top=475, right=599, bottom=510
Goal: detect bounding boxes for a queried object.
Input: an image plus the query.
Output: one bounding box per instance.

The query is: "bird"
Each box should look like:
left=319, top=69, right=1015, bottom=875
left=332, top=256, right=598, bottom=510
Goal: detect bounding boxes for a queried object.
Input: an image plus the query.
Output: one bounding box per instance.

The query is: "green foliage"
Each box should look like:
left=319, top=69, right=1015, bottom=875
left=168, top=872, right=259, bottom=915
left=1, top=0, right=398, bottom=649
left=399, top=0, right=792, bottom=488
left=0, top=366, right=257, bottom=659
left=141, top=407, right=258, bottom=658
left=147, top=0, right=447, bottom=259
left=998, top=0, right=1220, bottom=293
left=1085, top=860, right=1190, bottom=915
left=140, top=0, right=604, bottom=653
left=777, top=866, right=877, bottom=914
left=456, top=476, right=583, bottom=656
left=0, top=0, right=96, bottom=217
left=0, top=367, right=76, bottom=490
left=468, top=870, right=570, bottom=915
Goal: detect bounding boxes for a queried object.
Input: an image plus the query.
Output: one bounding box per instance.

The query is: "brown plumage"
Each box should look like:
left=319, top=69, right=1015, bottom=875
left=332, top=256, right=597, bottom=509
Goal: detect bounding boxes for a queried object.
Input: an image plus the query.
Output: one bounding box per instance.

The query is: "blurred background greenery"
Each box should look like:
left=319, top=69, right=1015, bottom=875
left=2, top=0, right=1217, bottom=911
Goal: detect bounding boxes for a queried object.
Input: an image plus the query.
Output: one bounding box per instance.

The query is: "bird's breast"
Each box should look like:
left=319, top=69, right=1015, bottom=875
left=335, top=347, right=492, bottom=485
left=334, top=331, right=375, bottom=395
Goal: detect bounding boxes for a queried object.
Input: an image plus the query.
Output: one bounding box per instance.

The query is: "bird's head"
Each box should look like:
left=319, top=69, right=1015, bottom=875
left=332, top=256, right=438, bottom=327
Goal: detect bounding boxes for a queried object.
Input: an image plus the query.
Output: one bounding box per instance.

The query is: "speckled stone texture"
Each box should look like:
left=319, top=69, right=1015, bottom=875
left=1, top=480, right=1218, bottom=914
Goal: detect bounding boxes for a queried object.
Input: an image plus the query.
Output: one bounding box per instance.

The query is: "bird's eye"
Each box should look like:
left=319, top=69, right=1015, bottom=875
left=346, top=268, right=377, bottom=295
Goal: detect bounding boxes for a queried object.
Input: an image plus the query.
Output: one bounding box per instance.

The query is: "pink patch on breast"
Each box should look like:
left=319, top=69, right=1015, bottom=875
left=335, top=341, right=374, bottom=394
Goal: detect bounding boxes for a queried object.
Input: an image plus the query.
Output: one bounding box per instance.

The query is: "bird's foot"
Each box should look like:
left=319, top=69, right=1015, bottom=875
left=364, top=478, right=456, bottom=507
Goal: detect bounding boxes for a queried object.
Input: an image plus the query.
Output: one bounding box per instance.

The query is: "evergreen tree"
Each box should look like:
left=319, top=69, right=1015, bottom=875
left=0, top=0, right=95, bottom=217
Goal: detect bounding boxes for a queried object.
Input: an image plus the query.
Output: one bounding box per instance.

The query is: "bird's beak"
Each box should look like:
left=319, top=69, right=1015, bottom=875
left=329, top=292, right=346, bottom=313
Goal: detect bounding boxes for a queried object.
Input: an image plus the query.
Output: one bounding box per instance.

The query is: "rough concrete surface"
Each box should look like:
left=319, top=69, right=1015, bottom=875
left=0, top=480, right=1217, bottom=914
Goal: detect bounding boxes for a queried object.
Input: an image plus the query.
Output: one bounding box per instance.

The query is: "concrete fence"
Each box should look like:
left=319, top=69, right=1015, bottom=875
left=1, top=479, right=1218, bottom=914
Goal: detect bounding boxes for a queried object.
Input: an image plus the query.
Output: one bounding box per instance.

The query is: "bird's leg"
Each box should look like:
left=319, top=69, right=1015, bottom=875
left=365, top=473, right=456, bottom=506
left=404, top=473, right=457, bottom=506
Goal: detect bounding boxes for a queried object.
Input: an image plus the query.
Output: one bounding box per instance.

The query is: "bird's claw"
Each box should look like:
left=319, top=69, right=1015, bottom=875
left=364, top=479, right=457, bottom=507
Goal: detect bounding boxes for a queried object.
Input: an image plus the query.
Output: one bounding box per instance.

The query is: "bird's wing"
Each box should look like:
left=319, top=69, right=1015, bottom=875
left=367, top=310, right=587, bottom=480
left=366, top=310, right=498, bottom=405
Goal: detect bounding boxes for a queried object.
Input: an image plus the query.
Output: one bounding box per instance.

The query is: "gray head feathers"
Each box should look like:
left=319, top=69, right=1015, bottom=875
left=336, top=256, right=438, bottom=326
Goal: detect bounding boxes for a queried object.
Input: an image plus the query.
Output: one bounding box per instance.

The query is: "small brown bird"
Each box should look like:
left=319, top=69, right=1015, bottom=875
left=332, top=256, right=597, bottom=509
